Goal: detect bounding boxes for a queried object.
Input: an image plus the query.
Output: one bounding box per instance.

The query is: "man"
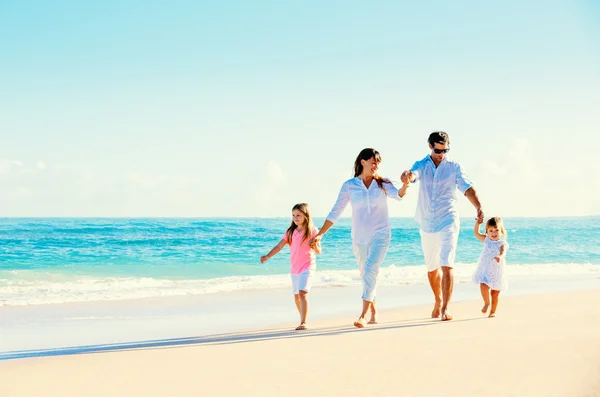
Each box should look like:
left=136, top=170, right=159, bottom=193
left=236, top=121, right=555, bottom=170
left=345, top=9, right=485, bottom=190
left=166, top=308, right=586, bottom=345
left=401, top=131, right=484, bottom=321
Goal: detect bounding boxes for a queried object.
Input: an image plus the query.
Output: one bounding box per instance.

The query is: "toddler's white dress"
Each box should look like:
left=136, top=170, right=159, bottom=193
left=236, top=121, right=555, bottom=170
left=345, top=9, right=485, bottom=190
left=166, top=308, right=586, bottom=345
left=472, top=237, right=508, bottom=291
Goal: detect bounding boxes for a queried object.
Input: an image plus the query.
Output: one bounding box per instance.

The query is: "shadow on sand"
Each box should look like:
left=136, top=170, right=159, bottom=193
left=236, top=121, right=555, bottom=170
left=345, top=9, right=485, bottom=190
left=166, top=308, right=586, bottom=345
left=0, top=316, right=483, bottom=361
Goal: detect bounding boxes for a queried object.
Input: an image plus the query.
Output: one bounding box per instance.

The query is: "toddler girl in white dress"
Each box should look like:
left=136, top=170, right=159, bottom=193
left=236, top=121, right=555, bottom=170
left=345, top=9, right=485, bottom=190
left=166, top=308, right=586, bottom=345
left=472, top=217, right=509, bottom=318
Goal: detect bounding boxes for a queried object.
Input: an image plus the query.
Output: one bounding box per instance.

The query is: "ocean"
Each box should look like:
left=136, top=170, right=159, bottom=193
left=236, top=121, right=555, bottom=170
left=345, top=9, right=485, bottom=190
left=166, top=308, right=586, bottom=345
left=1, top=217, right=599, bottom=306
left=1, top=216, right=599, bottom=355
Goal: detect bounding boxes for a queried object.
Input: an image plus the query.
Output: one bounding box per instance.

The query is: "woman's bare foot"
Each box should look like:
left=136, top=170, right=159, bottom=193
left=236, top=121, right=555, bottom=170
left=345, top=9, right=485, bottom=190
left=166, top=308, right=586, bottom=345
left=481, top=303, right=489, bottom=314
left=295, top=323, right=307, bottom=330
left=488, top=312, right=496, bottom=318
left=354, top=317, right=367, bottom=328
left=431, top=302, right=442, bottom=318
left=368, top=312, right=378, bottom=324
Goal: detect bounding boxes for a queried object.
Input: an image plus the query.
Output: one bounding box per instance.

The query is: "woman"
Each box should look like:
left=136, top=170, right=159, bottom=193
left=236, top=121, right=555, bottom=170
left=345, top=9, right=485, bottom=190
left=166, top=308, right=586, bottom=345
left=309, top=148, right=410, bottom=327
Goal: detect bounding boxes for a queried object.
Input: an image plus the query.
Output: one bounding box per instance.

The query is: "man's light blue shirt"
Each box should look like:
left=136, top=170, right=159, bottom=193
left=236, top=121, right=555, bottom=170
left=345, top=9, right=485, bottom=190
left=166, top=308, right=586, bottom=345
left=410, top=155, right=473, bottom=233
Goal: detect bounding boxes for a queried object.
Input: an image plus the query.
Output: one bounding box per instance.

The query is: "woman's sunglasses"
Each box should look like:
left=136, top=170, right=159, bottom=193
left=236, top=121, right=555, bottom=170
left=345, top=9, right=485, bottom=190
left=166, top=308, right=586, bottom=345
left=433, top=148, right=450, bottom=154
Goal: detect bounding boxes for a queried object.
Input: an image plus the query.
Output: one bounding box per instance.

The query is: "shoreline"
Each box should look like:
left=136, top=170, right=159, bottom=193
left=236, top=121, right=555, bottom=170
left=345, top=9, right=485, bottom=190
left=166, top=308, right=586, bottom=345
left=2, top=276, right=600, bottom=353
left=3, top=262, right=599, bottom=307
left=1, top=288, right=599, bottom=396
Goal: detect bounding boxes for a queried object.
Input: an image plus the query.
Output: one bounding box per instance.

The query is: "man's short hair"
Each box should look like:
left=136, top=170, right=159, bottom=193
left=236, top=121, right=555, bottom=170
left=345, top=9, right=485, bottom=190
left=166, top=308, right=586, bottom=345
left=428, top=131, right=450, bottom=146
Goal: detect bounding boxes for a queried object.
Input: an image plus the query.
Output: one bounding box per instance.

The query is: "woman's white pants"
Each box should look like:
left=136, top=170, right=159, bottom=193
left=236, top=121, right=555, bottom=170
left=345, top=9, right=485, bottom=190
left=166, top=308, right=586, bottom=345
left=352, top=238, right=389, bottom=302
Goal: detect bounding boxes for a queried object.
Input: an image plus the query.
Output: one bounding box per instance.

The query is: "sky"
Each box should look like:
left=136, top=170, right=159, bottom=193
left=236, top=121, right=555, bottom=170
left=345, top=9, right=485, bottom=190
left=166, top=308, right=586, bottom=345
left=1, top=0, right=599, bottom=218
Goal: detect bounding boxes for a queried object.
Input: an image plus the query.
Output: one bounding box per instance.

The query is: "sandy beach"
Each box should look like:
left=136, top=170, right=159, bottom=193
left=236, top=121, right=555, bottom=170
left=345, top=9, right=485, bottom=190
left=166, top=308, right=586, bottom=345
left=1, top=288, right=599, bottom=397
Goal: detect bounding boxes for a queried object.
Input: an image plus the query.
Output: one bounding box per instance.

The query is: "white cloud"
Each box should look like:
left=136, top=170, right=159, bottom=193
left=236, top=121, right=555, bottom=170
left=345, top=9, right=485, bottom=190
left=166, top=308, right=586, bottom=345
left=0, top=146, right=596, bottom=217
left=0, top=159, right=26, bottom=177
left=126, top=171, right=166, bottom=189
left=508, top=138, right=538, bottom=180
left=0, top=159, right=11, bottom=175
left=218, top=160, right=290, bottom=217
left=472, top=137, right=599, bottom=217
left=509, top=138, right=528, bottom=158
left=7, top=186, right=35, bottom=200
left=265, top=161, right=285, bottom=185
left=481, top=160, right=507, bottom=176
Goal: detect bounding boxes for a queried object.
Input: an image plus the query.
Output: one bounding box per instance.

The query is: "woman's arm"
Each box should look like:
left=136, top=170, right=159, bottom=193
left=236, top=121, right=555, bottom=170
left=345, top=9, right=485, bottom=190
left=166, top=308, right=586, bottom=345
left=325, top=183, right=350, bottom=223
left=473, top=220, right=486, bottom=242
left=309, top=220, right=334, bottom=248
left=398, top=182, right=409, bottom=198
left=310, top=228, right=323, bottom=254
left=309, top=182, right=349, bottom=248
left=313, top=240, right=322, bottom=254
left=383, top=179, right=409, bottom=200
left=260, top=239, right=287, bottom=263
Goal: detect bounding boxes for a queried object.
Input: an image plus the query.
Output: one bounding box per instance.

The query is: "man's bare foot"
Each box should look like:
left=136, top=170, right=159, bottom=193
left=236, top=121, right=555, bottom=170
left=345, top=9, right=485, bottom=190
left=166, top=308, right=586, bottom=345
left=295, top=323, right=307, bottom=330
left=431, top=302, right=442, bottom=318
left=441, top=309, right=453, bottom=321
left=368, top=312, right=378, bottom=324
left=488, top=312, right=496, bottom=318
left=354, top=317, right=367, bottom=328
left=481, top=303, right=489, bottom=314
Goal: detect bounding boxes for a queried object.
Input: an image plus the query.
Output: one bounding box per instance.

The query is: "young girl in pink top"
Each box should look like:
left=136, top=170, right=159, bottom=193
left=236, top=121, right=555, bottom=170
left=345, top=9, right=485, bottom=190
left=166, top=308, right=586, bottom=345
left=261, top=203, right=321, bottom=331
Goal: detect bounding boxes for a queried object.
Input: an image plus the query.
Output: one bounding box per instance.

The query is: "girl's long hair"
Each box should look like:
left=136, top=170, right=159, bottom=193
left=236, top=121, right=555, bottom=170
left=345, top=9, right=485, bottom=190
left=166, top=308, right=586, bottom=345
left=353, top=148, right=390, bottom=191
left=285, top=203, right=314, bottom=244
left=486, top=217, right=508, bottom=239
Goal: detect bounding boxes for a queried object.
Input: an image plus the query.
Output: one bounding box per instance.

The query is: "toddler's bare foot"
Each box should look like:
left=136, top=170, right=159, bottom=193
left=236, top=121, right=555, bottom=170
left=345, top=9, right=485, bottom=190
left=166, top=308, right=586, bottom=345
left=488, top=312, right=496, bottom=318
left=295, top=323, right=307, bottom=330
left=482, top=303, right=489, bottom=314
left=431, top=302, right=442, bottom=318
left=353, top=317, right=367, bottom=328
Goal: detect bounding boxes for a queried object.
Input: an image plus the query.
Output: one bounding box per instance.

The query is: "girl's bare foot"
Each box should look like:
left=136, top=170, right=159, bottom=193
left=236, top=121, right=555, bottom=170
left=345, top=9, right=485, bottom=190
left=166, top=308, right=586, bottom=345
left=431, top=302, right=442, bottom=318
left=488, top=312, right=496, bottom=318
left=368, top=312, right=378, bottom=324
left=353, top=317, right=367, bottom=328
left=295, top=323, right=307, bottom=330
left=482, top=303, right=489, bottom=313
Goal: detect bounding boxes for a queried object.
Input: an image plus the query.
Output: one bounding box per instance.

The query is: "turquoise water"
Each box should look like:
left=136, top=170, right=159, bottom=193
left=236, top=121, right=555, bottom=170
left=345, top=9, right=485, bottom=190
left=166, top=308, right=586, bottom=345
left=1, top=217, right=599, bottom=305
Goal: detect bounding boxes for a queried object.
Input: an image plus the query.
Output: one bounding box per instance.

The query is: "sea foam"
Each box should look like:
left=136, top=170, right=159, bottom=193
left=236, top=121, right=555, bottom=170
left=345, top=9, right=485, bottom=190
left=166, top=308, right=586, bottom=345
left=1, top=262, right=599, bottom=306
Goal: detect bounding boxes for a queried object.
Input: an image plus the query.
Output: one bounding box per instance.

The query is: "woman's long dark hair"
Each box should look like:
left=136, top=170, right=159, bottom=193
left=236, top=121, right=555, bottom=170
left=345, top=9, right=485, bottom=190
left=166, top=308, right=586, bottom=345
left=285, top=203, right=314, bottom=244
left=353, top=148, right=390, bottom=191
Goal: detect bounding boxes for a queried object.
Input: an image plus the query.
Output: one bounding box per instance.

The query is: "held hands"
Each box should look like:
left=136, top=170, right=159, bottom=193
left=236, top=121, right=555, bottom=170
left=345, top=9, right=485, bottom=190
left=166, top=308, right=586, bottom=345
left=308, top=234, right=322, bottom=249
left=476, top=207, right=485, bottom=223
left=494, top=256, right=501, bottom=263
left=400, top=170, right=415, bottom=185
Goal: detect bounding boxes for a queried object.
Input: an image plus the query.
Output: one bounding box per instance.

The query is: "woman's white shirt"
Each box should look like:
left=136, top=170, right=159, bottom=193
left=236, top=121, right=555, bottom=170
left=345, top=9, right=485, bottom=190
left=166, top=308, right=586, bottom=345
left=326, top=177, right=402, bottom=244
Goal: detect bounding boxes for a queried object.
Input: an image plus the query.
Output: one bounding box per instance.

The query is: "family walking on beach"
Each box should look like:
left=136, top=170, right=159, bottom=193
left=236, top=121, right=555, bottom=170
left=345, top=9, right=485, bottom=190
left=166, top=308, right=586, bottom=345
left=261, top=131, right=509, bottom=330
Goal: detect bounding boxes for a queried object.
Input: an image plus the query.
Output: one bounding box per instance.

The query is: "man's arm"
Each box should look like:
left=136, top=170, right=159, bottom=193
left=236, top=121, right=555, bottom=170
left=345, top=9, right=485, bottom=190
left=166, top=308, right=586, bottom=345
left=465, top=187, right=484, bottom=222
left=401, top=159, right=423, bottom=184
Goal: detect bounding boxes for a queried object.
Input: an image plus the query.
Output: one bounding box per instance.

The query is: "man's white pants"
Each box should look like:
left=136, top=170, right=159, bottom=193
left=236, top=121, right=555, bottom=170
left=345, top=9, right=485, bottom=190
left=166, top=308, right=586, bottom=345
left=419, top=222, right=459, bottom=272
left=352, top=238, right=390, bottom=302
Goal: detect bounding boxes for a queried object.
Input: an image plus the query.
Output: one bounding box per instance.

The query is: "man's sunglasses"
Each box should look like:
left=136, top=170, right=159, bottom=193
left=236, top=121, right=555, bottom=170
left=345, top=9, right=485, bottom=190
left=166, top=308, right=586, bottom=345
left=433, top=148, right=450, bottom=154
